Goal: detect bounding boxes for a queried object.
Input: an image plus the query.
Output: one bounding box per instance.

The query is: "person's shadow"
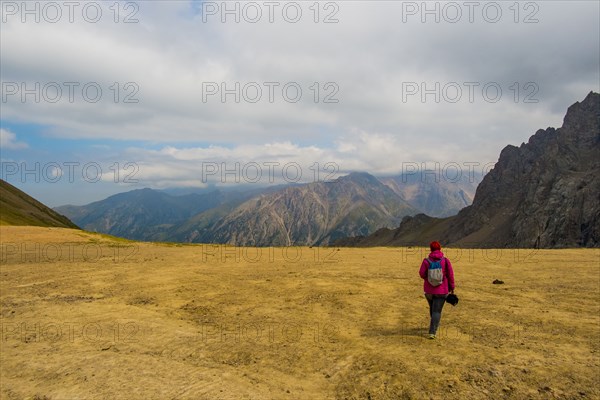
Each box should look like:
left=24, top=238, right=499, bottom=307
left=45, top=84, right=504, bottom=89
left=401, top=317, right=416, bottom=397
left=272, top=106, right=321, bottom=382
left=361, top=325, right=429, bottom=340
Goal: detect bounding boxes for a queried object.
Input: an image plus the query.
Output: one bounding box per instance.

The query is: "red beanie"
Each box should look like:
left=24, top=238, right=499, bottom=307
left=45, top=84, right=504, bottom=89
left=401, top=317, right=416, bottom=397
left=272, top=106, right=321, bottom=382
left=430, top=241, right=441, bottom=251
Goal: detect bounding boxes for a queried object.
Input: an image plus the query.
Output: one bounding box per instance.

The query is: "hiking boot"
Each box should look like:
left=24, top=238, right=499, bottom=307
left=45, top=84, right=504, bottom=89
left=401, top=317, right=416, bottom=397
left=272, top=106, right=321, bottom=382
left=428, top=334, right=436, bottom=339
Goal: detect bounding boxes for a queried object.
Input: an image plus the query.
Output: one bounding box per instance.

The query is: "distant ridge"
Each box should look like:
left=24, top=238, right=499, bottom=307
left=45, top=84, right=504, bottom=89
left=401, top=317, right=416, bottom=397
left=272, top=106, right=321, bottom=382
left=55, top=170, right=477, bottom=246
left=54, top=187, right=225, bottom=241
left=54, top=186, right=276, bottom=242
left=180, top=172, right=419, bottom=246
left=336, top=91, right=600, bottom=248
left=0, top=179, right=78, bottom=228
left=379, top=170, right=481, bottom=218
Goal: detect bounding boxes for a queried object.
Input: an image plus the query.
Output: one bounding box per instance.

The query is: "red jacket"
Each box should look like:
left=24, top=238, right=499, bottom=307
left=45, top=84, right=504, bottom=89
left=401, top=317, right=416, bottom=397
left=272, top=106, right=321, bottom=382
left=419, top=250, right=455, bottom=295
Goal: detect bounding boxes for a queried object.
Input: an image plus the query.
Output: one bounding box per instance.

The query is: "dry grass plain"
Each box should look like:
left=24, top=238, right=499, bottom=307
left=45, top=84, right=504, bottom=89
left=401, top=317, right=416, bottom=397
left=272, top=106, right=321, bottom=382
left=0, top=226, right=598, bottom=400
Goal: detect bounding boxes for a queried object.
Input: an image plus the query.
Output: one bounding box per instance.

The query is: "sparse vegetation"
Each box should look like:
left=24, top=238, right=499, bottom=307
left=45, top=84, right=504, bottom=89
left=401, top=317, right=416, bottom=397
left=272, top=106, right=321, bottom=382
left=0, top=180, right=78, bottom=229
left=1, top=226, right=598, bottom=399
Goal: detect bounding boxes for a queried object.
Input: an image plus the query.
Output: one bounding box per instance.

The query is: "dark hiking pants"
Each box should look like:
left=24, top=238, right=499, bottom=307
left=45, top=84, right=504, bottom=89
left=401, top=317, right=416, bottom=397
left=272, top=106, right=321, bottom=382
left=425, top=293, right=447, bottom=335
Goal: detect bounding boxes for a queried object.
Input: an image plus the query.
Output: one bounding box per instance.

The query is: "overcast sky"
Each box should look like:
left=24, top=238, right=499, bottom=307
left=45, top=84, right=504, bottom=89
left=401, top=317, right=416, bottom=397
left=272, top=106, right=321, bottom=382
left=1, top=0, right=599, bottom=206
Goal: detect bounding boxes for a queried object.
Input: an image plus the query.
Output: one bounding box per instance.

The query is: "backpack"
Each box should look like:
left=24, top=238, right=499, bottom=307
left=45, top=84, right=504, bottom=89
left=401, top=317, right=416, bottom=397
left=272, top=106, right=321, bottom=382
left=427, top=257, right=445, bottom=286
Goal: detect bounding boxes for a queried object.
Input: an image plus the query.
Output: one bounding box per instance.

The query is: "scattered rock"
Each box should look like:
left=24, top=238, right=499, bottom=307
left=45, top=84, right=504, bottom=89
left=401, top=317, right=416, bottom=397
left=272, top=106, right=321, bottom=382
left=493, top=279, right=504, bottom=284
left=489, top=369, right=502, bottom=378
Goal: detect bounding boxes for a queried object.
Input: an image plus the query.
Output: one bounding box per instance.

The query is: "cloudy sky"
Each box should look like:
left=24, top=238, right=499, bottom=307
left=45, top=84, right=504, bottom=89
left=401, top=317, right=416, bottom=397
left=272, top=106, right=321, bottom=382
left=1, top=0, right=599, bottom=206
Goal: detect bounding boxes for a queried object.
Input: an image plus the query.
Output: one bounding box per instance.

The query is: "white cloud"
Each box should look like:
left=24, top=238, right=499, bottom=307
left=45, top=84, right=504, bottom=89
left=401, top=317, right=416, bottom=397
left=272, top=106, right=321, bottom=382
left=0, top=129, right=28, bottom=150
left=111, top=135, right=497, bottom=189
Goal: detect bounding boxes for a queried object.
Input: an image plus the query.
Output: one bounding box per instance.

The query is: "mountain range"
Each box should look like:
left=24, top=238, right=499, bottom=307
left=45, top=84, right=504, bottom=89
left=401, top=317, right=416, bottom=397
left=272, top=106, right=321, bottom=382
left=54, top=187, right=252, bottom=241
left=379, top=170, right=480, bottom=218
left=54, top=171, right=481, bottom=246
left=336, top=91, right=600, bottom=248
left=178, top=172, right=417, bottom=246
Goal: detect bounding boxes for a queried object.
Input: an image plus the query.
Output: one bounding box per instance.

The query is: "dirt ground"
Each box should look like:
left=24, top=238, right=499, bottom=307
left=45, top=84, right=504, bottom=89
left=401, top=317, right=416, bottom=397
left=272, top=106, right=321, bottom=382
left=0, top=226, right=598, bottom=399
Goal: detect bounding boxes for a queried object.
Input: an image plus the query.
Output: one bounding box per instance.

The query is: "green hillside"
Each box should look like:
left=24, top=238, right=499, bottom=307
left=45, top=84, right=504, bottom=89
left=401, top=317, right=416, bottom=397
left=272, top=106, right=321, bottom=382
left=0, top=179, right=79, bottom=228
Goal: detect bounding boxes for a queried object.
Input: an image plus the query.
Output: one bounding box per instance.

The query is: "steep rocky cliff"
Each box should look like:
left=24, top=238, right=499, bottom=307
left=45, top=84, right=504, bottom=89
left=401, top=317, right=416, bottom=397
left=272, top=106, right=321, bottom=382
left=336, top=92, right=600, bottom=248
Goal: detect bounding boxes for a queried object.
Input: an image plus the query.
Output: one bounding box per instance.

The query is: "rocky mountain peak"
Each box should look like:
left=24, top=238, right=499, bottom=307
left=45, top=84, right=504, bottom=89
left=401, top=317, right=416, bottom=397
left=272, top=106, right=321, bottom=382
left=336, top=92, right=600, bottom=248
left=562, top=91, right=600, bottom=136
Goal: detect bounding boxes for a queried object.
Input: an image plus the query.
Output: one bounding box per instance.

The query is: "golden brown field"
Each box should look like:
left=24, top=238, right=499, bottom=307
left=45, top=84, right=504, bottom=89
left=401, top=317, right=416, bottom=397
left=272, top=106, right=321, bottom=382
left=1, top=226, right=599, bottom=400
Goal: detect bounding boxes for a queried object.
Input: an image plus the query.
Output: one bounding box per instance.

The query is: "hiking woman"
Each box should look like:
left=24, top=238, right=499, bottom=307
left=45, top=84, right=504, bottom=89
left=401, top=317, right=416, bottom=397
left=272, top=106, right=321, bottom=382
left=419, top=241, right=455, bottom=339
